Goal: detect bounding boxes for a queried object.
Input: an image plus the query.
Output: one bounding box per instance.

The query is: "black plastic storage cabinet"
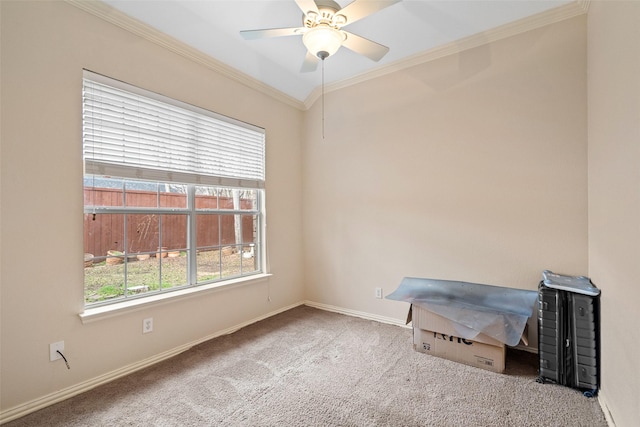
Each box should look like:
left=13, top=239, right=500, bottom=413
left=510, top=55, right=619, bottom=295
left=537, top=270, right=601, bottom=397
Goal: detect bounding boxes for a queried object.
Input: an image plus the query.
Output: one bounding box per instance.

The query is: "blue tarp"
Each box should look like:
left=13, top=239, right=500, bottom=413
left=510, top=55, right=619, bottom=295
left=386, top=277, right=539, bottom=346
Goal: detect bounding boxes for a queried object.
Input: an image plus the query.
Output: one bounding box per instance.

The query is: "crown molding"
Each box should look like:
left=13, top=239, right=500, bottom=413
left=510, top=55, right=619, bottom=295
left=65, top=0, right=588, bottom=112
left=65, top=0, right=306, bottom=111
left=303, top=0, right=590, bottom=109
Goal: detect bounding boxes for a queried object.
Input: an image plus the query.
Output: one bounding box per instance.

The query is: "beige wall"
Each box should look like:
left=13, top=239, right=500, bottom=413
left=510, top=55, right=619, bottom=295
left=0, top=0, right=303, bottom=414
left=3, top=1, right=638, bottom=425
left=303, top=16, right=588, bottom=327
left=588, top=1, right=640, bottom=426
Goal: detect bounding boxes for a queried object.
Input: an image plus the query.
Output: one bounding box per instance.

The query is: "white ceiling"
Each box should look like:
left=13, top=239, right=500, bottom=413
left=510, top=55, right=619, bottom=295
left=100, top=0, right=575, bottom=104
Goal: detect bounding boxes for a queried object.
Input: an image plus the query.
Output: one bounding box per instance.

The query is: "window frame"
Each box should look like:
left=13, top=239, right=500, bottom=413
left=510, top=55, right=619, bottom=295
left=82, top=71, right=266, bottom=309
left=84, top=178, right=264, bottom=308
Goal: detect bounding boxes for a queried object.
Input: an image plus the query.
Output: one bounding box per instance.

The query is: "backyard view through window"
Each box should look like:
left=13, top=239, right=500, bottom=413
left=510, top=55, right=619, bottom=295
left=84, top=177, right=262, bottom=304
left=83, top=71, right=265, bottom=306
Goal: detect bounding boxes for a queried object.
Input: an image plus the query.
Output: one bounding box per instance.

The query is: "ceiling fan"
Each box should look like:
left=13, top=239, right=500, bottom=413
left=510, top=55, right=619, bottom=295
left=240, top=0, right=401, bottom=72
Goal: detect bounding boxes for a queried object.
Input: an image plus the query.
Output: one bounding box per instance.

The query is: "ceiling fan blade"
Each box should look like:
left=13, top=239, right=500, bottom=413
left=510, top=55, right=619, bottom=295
left=294, top=0, right=319, bottom=15
left=301, top=51, right=319, bottom=73
left=240, top=27, right=305, bottom=40
left=341, top=31, right=390, bottom=62
left=337, top=0, right=401, bottom=26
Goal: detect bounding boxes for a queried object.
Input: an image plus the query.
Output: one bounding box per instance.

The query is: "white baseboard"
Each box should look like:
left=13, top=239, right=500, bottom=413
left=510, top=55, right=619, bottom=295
left=512, top=344, right=538, bottom=354
left=0, top=301, right=304, bottom=425
left=303, top=300, right=410, bottom=328
left=598, top=392, right=617, bottom=427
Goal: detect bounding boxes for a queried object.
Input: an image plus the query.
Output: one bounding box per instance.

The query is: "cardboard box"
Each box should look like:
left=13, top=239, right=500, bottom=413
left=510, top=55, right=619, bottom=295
left=413, top=328, right=506, bottom=373
left=409, top=305, right=515, bottom=373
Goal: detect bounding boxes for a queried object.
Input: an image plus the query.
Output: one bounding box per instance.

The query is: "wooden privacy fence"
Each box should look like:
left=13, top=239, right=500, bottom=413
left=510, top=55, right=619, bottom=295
left=84, top=188, right=255, bottom=257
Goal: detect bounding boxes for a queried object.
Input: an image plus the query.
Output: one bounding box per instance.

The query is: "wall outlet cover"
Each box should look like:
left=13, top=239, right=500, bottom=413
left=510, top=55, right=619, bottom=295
left=143, top=318, right=153, bottom=334
left=50, top=341, right=64, bottom=361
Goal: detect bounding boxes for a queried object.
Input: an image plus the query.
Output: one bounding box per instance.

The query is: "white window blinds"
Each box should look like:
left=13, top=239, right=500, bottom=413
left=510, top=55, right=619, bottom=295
left=82, top=71, right=265, bottom=189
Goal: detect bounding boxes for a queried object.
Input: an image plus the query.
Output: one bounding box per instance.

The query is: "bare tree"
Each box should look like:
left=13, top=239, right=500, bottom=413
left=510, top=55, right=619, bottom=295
left=232, top=189, right=242, bottom=249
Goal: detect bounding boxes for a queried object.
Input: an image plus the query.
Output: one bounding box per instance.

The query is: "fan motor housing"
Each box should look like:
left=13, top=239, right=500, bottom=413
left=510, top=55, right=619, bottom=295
left=303, top=0, right=346, bottom=29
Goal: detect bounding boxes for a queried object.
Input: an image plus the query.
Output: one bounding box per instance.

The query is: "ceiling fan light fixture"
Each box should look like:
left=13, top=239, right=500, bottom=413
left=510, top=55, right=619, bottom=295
left=302, top=26, right=343, bottom=60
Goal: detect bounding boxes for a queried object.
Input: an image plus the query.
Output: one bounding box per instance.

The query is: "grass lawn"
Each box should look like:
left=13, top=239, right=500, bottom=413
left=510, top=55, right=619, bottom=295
left=84, top=248, right=257, bottom=304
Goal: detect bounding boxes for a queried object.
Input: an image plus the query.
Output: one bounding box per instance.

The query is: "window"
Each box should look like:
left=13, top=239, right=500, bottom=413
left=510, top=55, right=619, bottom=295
left=82, top=71, right=265, bottom=307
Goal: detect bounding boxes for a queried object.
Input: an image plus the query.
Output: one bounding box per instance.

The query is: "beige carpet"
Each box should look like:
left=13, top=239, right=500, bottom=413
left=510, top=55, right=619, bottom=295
left=6, top=305, right=607, bottom=426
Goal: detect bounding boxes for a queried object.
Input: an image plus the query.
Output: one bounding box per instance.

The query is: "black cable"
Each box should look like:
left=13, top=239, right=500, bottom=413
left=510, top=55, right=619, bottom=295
left=56, top=350, right=71, bottom=369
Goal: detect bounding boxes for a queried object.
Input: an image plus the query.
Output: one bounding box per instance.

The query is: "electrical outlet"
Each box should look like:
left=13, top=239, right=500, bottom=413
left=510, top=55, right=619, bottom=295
left=143, top=317, right=153, bottom=334
left=375, top=287, right=383, bottom=299
left=50, top=341, right=64, bottom=361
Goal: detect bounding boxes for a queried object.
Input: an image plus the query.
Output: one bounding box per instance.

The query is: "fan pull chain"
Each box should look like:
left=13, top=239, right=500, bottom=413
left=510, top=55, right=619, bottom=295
left=321, top=58, right=325, bottom=140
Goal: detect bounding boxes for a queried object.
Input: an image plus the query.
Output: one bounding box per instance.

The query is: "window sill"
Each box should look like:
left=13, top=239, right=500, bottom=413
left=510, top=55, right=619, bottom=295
left=79, top=274, right=272, bottom=324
